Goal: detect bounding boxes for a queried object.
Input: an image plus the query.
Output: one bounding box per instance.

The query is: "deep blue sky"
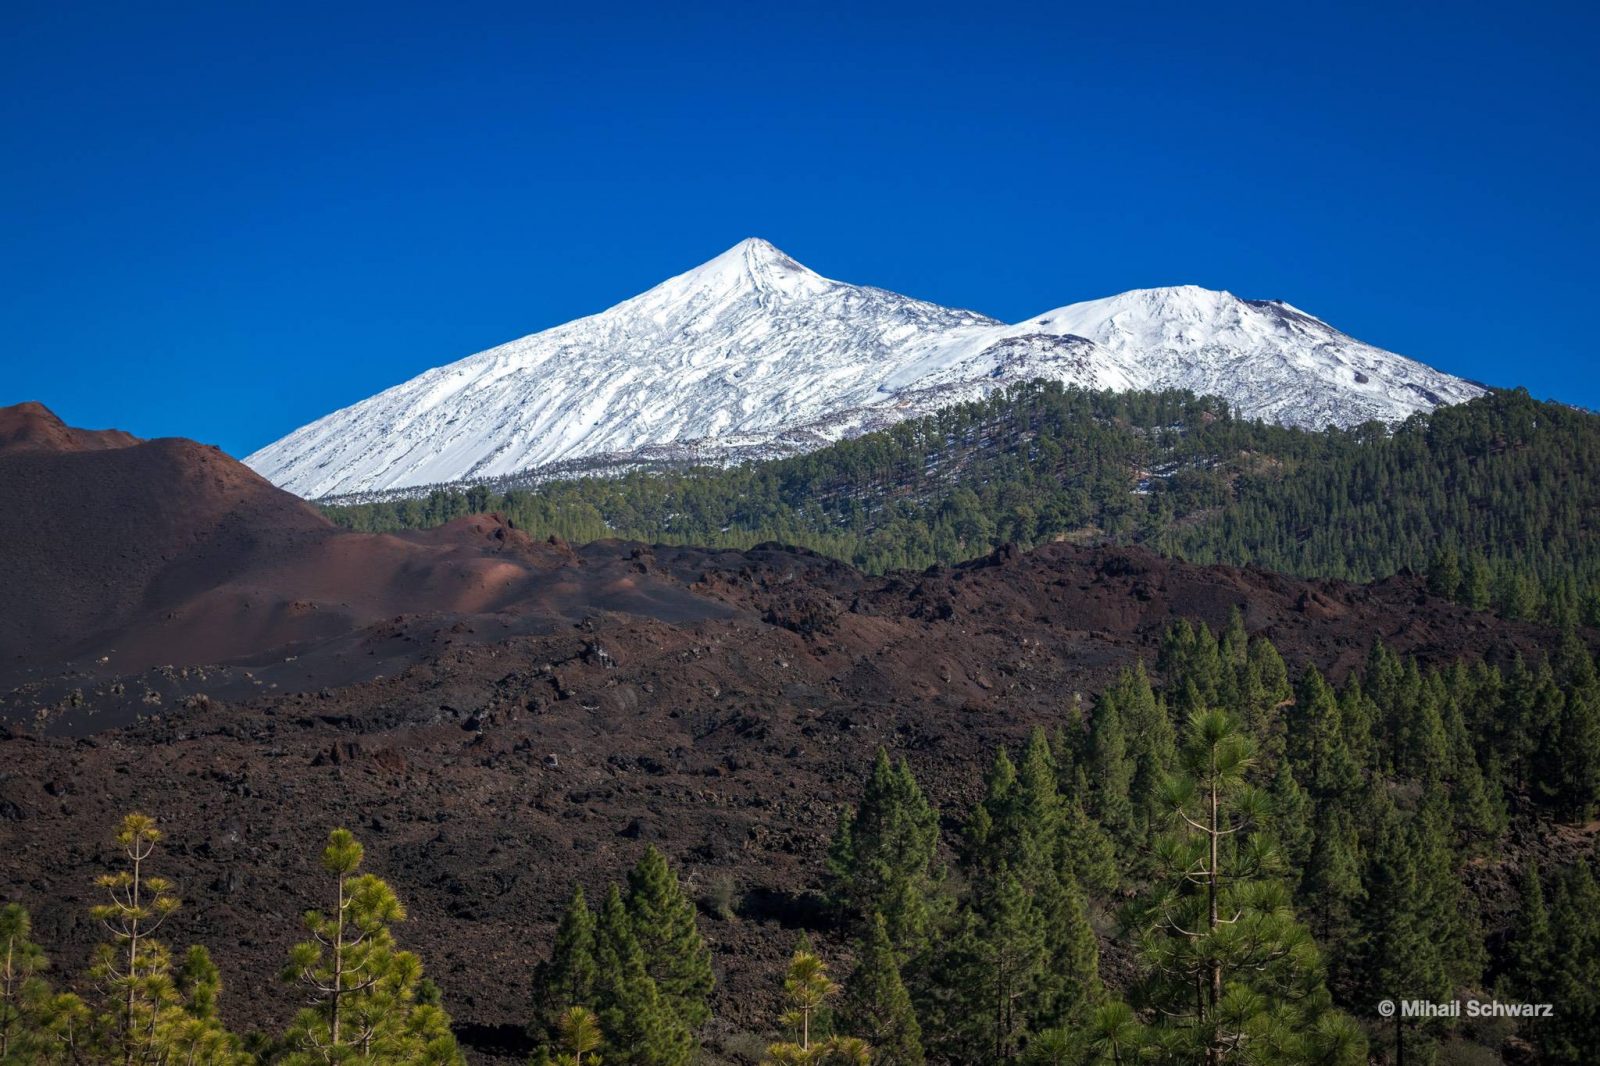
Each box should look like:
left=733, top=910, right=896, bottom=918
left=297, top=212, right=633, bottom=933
left=3, top=1, right=1596, bottom=458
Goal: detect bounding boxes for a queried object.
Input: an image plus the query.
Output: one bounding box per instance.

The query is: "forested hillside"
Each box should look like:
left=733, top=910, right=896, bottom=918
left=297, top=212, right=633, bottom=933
left=327, top=386, right=1600, bottom=625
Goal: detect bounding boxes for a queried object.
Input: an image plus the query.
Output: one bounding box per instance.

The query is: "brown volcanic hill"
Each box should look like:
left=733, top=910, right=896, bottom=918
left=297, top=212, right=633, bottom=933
left=0, top=405, right=328, bottom=668
left=0, top=404, right=727, bottom=686
left=0, top=401, right=141, bottom=454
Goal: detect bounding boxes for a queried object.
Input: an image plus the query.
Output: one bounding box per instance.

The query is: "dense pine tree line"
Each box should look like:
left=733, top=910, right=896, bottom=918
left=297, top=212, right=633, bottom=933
left=324, top=385, right=1600, bottom=626
left=797, top=623, right=1600, bottom=1064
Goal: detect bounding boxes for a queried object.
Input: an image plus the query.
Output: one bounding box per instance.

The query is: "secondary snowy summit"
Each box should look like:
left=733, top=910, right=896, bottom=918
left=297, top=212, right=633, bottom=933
left=246, top=239, right=1484, bottom=499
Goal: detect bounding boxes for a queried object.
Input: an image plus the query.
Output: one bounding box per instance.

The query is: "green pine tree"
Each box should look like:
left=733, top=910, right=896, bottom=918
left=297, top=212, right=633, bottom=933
left=1426, top=547, right=1461, bottom=599
left=1057, top=776, right=1118, bottom=897
left=1540, top=859, right=1600, bottom=1065
left=909, top=906, right=987, bottom=1065
left=1085, top=695, right=1137, bottom=852
left=88, top=812, right=183, bottom=1066
left=1413, top=786, right=1485, bottom=990
left=1019, top=1027, right=1075, bottom=1066
left=1356, top=803, right=1449, bottom=1066
left=1267, top=760, right=1313, bottom=887
left=1288, top=667, right=1361, bottom=800
left=1083, top=1001, right=1143, bottom=1066
left=1437, top=676, right=1504, bottom=843
left=1460, top=554, right=1492, bottom=611
left=625, top=846, right=714, bottom=1032
left=88, top=813, right=249, bottom=1066
left=1034, top=869, right=1099, bottom=1031
left=828, top=750, right=941, bottom=959
left=1239, top=637, right=1293, bottom=770
left=1009, top=729, right=1064, bottom=886
left=1337, top=674, right=1377, bottom=772
left=1107, top=665, right=1174, bottom=837
left=964, top=749, right=1018, bottom=878
left=974, top=866, right=1045, bottom=1062
left=0, top=904, right=49, bottom=1061
left=1546, top=635, right=1600, bottom=821
left=1505, top=860, right=1552, bottom=1002
left=1301, top=806, right=1364, bottom=977
left=20, top=984, right=93, bottom=1066
left=839, top=914, right=923, bottom=1066
left=553, top=1005, right=603, bottom=1066
left=160, top=946, right=247, bottom=1066
left=1131, top=711, right=1362, bottom=1064
left=281, top=828, right=463, bottom=1065
left=531, top=886, right=599, bottom=1049
left=764, top=944, right=872, bottom=1065
left=592, top=886, right=692, bottom=1066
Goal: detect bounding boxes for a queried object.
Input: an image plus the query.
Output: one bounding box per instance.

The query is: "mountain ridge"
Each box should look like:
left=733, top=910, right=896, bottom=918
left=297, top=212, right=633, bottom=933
left=246, top=239, right=1485, bottom=499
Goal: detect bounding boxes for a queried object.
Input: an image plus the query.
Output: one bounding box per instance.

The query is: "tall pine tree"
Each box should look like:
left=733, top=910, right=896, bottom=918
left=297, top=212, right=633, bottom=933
left=592, top=885, right=692, bottom=1066
left=828, top=750, right=941, bottom=959
left=1131, top=711, right=1361, bottom=1065
left=531, top=886, right=598, bottom=1051
left=625, top=846, right=714, bottom=1033
left=1085, top=695, right=1137, bottom=853
left=281, top=828, right=462, bottom=1066
left=839, top=914, right=923, bottom=1066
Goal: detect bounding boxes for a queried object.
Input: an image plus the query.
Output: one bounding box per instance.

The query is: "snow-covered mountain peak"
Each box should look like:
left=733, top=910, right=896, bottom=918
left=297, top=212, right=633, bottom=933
left=244, top=242, right=1002, bottom=499
left=1005, top=283, right=1481, bottom=428
left=245, top=247, right=1487, bottom=500
left=1031, top=284, right=1245, bottom=339
left=1010, top=285, right=1344, bottom=370
left=642, top=237, right=835, bottom=305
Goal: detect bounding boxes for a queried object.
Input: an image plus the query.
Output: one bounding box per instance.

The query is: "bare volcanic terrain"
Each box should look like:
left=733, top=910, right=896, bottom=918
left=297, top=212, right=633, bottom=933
left=0, top=404, right=730, bottom=696
left=0, top=403, right=1581, bottom=1061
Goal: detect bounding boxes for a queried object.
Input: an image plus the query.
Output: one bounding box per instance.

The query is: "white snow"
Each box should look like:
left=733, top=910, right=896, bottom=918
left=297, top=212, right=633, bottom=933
left=245, top=239, right=1486, bottom=500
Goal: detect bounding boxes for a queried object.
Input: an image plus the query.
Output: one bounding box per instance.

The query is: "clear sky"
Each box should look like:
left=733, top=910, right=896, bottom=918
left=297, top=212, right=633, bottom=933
left=3, top=1, right=1596, bottom=458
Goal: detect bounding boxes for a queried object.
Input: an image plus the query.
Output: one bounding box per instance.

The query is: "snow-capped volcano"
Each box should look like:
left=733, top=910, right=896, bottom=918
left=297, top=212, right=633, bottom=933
left=996, top=286, right=1479, bottom=431
left=246, top=239, right=1485, bottom=500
